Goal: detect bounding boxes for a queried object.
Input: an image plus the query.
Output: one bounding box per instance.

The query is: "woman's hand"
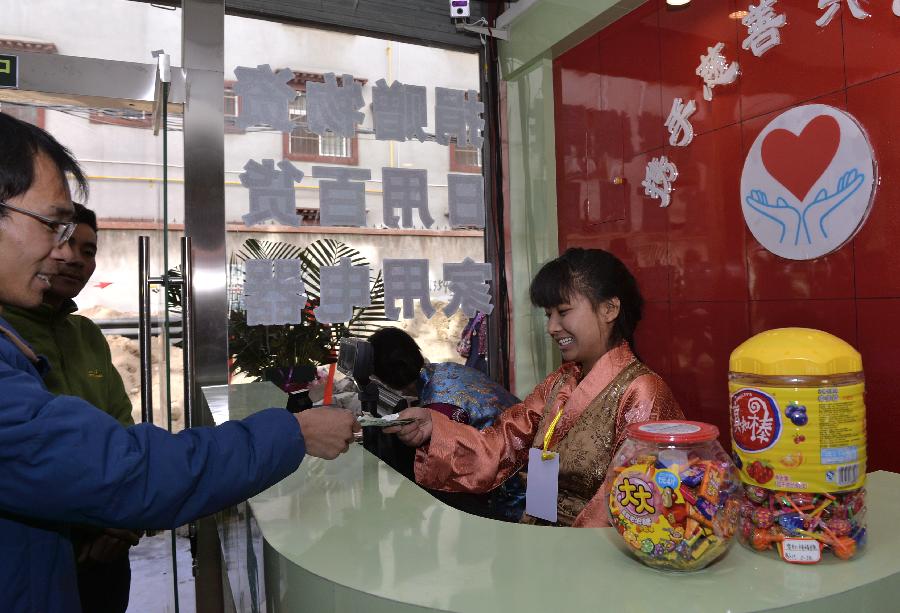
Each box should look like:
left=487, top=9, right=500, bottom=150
left=384, top=406, right=433, bottom=447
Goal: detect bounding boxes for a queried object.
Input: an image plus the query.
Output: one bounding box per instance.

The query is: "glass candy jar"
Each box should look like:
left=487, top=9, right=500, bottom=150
left=730, top=328, right=867, bottom=563
left=605, top=421, right=740, bottom=571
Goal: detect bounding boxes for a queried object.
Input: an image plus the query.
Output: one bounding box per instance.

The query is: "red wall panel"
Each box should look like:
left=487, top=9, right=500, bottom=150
left=553, top=0, right=900, bottom=471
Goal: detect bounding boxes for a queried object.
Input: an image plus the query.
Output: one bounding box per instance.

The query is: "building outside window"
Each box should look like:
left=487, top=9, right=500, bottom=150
left=224, top=81, right=241, bottom=132
left=0, top=102, right=45, bottom=128
left=449, top=140, right=482, bottom=173
left=88, top=108, right=153, bottom=129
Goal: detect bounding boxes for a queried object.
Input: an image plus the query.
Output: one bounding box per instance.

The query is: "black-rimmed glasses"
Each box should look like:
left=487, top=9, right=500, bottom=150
left=0, top=201, right=77, bottom=245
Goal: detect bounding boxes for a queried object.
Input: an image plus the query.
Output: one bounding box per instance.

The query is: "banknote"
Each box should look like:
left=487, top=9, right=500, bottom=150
left=357, top=413, right=415, bottom=428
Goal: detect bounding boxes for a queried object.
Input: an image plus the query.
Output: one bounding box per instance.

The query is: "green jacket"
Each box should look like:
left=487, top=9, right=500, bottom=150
left=2, top=301, right=134, bottom=426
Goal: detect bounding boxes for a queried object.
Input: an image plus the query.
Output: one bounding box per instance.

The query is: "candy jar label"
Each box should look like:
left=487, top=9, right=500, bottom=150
left=780, top=538, right=822, bottom=564
left=730, top=383, right=866, bottom=492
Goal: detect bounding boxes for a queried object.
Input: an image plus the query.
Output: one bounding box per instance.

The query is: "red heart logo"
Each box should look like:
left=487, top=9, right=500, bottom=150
left=761, top=115, right=841, bottom=202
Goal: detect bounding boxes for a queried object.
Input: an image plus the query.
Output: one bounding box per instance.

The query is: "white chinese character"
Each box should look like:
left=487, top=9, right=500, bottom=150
left=313, top=258, right=371, bottom=324
left=696, top=42, right=740, bottom=101
left=734, top=415, right=751, bottom=435
left=641, top=156, right=678, bottom=208
left=382, top=168, right=433, bottom=228
left=816, top=0, right=870, bottom=28
left=750, top=413, right=774, bottom=442
left=383, top=258, right=435, bottom=320
left=233, top=64, right=297, bottom=132
left=240, top=159, right=305, bottom=227
left=243, top=259, right=305, bottom=326
left=372, top=79, right=428, bottom=142
left=746, top=398, right=774, bottom=443
left=894, top=0, right=899, bottom=17
left=742, top=0, right=787, bottom=57
left=442, top=258, right=494, bottom=317
left=665, top=98, right=697, bottom=147
left=435, top=88, right=484, bottom=148
left=306, top=73, right=365, bottom=138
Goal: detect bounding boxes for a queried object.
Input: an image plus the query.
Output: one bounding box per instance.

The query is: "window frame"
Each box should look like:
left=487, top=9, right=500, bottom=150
left=449, top=140, right=482, bottom=174
left=224, top=79, right=244, bottom=134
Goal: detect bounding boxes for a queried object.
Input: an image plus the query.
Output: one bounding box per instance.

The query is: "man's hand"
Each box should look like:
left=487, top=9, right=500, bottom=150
left=296, top=407, right=361, bottom=459
left=383, top=407, right=432, bottom=447
left=78, top=529, right=142, bottom=564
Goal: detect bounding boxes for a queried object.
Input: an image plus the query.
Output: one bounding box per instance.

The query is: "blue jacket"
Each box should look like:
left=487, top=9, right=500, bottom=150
left=0, top=316, right=305, bottom=612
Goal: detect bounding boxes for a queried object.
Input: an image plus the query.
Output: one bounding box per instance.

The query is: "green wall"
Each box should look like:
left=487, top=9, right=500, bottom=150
left=498, top=0, right=646, bottom=395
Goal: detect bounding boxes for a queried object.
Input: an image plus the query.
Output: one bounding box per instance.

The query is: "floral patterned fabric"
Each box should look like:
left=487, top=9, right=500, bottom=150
left=418, top=362, right=520, bottom=430
left=418, top=362, right=525, bottom=520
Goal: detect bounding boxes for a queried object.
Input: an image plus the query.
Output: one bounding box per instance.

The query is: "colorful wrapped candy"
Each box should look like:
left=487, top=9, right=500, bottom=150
left=735, top=485, right=867, bottom=561
left=605, top=421, right=739, bottom=571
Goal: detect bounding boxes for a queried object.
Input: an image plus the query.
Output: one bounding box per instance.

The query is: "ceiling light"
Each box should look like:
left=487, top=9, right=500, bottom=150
left=729, top=10, right=750, bottom=19
left=666, top=0, right=691, bottom=6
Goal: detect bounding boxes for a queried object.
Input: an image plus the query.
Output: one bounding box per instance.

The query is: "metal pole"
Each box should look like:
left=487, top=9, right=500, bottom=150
left=138, top=235, right=154, bottom=425
left=182, top=0, right=228, bottom=397
left=182, top=3, right=227, bottom=611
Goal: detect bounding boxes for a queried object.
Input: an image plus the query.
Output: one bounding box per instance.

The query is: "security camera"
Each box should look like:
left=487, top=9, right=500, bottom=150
left=450, top=0, right=470, bottom=18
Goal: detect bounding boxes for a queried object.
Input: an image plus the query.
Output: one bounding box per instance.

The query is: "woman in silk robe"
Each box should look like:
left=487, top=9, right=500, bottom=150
left=387, top=248, right=683, bottom=527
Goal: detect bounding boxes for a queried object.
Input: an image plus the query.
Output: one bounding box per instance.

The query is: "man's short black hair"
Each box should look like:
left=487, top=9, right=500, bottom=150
left=368, top=327, right=424, bottom=390
left=0, top=112, right=88, bottom=217
left=72, top=202, right=97, bottom=234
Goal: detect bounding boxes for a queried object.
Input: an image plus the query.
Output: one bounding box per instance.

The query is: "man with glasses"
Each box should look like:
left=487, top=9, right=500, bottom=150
left=3, top=203, right=138, bottom=613
left=0, top=112, right=360, bottom=612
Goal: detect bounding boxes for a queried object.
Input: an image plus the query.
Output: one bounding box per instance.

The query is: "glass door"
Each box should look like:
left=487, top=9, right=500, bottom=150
left=0, top=95, right=191, bottom=613
left=0, top=3, right=192, bottom=608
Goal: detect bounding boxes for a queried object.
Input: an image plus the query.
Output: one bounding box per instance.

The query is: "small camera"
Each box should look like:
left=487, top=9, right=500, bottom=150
left=337, top=337, right=374, bottom=386
left=337, top=337, right=416, bottom=415
left=449, top=0, right=470, bottom=18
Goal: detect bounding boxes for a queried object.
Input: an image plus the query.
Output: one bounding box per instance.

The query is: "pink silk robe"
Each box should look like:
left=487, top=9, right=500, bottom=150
left=413, top=342, right=683, bottom=527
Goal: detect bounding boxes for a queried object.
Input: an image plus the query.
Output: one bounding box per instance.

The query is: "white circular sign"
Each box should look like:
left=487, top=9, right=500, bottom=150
left=740, top=104, right=877, bottom=260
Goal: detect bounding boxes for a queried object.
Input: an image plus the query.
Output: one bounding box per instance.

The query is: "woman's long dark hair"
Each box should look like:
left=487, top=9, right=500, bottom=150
left=528, top=248, right=644, bottom=350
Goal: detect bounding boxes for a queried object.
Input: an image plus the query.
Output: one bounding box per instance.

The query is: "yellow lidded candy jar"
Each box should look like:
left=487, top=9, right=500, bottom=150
left=729, top=328, right=867, bottom=563
left=605, top=421, right=740, bottom=571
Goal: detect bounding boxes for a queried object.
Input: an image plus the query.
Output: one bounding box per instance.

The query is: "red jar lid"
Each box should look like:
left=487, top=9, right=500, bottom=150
left=626, top=420, right=719, bottom=444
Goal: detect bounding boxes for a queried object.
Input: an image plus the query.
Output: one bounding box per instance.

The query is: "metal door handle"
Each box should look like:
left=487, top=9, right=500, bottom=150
left=138, top=236, right=190, bottom=427
left=181, top=237, right=195, bottom=430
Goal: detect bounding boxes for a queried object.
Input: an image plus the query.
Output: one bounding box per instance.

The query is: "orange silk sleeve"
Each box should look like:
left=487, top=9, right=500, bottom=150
left=573, top=372, right=683, bottom=528
left=413, top=368, right=567, bottom=494
left=613, top=372, right=684, bottom=450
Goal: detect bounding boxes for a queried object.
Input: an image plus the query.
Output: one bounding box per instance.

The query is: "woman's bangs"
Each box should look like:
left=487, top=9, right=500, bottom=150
left=529, top=260, right=575, bottom=308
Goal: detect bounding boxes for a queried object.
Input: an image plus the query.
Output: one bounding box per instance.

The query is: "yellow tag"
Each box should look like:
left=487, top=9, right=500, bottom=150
left=541, top=406, right=564, bottom=461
